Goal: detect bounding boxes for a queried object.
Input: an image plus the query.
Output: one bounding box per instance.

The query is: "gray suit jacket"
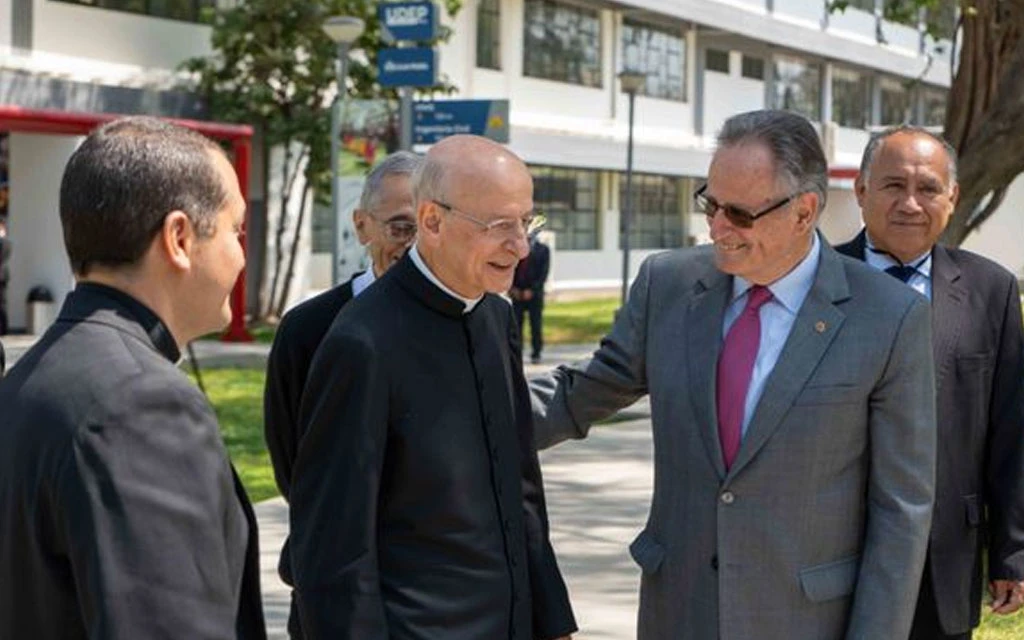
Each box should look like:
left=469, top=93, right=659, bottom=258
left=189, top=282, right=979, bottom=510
left=532, top=241, right=937, bottom=640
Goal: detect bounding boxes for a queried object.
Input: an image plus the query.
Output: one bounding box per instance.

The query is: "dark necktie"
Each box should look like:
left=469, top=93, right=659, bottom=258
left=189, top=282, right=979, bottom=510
left=716, top=285, right=773, bottom=470
left=884, top=264, right=918, bottom=282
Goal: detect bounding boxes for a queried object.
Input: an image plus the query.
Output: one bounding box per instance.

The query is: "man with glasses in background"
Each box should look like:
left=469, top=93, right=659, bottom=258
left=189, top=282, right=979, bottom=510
left=288, top=134, right=576, bottom=639
left=529, top=110, right=937, bottom=639
left=264, top=150, right=420, bottom=638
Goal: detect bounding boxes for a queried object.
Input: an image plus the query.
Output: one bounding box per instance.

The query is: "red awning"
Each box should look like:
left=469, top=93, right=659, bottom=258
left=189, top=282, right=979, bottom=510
left=0, top=105, right=254, bottom=341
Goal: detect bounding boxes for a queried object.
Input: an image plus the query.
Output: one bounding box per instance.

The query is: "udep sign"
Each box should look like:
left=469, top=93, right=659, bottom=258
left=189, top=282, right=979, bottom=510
left=378, top=1, right=437, bottom=42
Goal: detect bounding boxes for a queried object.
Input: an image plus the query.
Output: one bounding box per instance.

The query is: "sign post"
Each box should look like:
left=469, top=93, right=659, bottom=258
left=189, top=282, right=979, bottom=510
left=413, top=100, right=510, bottom=144
left=377, top=1, right=438, bottom=150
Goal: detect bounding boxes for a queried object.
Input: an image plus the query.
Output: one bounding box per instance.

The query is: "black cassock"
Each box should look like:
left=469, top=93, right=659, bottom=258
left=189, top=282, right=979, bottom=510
left=290, top=254, right=576, bottom=639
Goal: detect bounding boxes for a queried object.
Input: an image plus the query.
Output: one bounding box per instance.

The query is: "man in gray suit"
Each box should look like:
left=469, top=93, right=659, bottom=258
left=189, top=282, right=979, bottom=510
left=532, top=110, right=937, bottom=639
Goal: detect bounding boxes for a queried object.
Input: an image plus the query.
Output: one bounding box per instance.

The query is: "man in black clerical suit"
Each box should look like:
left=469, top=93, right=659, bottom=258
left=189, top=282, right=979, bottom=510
left=264, top=150, right=420, bottom=638
left=290, top=135, right=577, bottom=639
left=0, top=117, right=266, bottom=639
left=837, top=126, right=1024, bottom=639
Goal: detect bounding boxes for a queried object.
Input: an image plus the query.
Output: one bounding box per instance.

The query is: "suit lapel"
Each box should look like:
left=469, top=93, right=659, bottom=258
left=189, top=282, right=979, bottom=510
left=686, top=263, right=732, bottom=479
left=728, top=242, right=851, bottom=477
left=929, top=245, right=964, bottom=393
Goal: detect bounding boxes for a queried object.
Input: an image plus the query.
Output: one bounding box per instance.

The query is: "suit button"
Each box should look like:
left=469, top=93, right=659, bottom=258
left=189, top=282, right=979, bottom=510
left=711, top=555, right=718, bottom=570
left=720, top=490, right=735, bottom=505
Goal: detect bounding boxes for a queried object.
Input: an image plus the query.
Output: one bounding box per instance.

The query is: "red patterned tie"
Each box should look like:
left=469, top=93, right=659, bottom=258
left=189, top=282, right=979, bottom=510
left=716, top=285, right=773, bottom=470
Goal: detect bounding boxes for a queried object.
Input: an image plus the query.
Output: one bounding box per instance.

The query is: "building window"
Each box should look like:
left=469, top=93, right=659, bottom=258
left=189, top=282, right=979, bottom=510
left=771, top=56, right=821, bottom=121
left=831, top=66, right=870, bottom=129
left=920, top=86, right=947, bottom=127
left=619, top=174, right=686, bottom=250
left=705, top=48, right=729, bottom=73
left=55, top=0, right=215, bottom=22
left=621, top=19, right=685, bottom=101
left=741, top=55, right=764, bottom=80
left=880, top=76, right=911, bottom=125
left=523, top=0, right=602, bottom=88
left=531, top=165, right=600, bottom=250
left=476, top=0, right=501, bottom=70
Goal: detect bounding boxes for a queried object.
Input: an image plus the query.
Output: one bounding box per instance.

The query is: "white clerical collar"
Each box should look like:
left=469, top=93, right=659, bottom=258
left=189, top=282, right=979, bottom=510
left=351, top=268, right=376, bottom=297
left=408, top=244, right=483, bottom=313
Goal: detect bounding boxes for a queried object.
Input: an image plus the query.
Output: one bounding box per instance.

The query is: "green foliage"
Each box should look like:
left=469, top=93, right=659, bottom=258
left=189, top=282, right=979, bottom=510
left=188, top=367, right=279, bottom=502
left=828, top=0, right=960, bottom=41
left=182, top=0, right=463, bottom=200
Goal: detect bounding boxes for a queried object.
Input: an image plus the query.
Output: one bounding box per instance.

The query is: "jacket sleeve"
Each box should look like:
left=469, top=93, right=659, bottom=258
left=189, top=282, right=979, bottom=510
left=290, top=325, right=390, bottom=638
left=59, top=377, right=248, bottom=639
left=985, top=274, right=1024, bottom=581
left=508, top=306, right=578, bottom=639
left=846, top=295, right=936, bottom=640
left=263, top=316, right=304, bottom=500
left=530, top=255, right=652, bottom=450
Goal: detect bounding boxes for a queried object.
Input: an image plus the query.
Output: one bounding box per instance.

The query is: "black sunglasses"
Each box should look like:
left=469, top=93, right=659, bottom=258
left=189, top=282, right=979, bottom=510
left=694, top=184, right=801, bottom=229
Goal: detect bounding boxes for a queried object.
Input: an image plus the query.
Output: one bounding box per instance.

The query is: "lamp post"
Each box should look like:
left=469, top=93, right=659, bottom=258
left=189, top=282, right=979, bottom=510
left=618, top=70, right=645, bottom=305
left=323, top=15, right=365, bottom=287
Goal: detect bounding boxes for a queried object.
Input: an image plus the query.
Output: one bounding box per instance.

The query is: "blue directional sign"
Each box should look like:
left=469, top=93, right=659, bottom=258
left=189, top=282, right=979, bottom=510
left=378, top=47, right=438, bottom=87
left=413, top=100, right=511, bottom=145
left=379, top=1, right=438, bottom=42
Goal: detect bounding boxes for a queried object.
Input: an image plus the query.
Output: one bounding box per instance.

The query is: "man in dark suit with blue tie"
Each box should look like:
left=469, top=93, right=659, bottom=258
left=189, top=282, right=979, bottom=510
left=837, top=126, right=1024, bottom=639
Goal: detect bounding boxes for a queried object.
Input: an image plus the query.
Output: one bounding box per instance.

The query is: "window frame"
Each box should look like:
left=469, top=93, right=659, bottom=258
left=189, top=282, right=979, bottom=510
left=522, top=0, right=604, bottom=88
left=53, top=0, right=214, bottom=23
left=621, top=17, right=687, bottom=102
left=530, top=165, right=601, bottom=251
left=476, top=0, right=502, bottom=70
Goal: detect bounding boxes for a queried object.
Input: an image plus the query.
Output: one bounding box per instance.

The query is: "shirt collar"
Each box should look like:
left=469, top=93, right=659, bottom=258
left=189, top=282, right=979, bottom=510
left=864, top=233, right=932, bottom=279
left=351, top=268, right=376, bottom=298
left=730, top=231, right=821, bottom=314
left=408, top=244, right=483, bottom=314
left=75, top=282, right=181, bottom=363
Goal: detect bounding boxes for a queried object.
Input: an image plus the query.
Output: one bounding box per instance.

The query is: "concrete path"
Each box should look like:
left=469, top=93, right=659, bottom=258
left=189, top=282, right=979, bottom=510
left=255, top=416, right=653, bottom=640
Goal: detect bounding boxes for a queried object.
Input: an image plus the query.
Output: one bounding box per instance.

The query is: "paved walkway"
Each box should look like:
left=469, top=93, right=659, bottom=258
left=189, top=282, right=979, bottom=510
left=255, top=415, right=654, bottom=640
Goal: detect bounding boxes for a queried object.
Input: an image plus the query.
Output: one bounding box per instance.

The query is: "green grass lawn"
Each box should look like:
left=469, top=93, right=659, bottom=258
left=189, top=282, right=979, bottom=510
left=189, top=367, right=278, bottom=502
left=979, top=606, right=1024, bottom=639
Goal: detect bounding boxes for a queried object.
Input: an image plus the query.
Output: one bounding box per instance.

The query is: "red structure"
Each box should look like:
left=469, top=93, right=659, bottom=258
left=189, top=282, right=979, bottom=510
left=0, top=106, right=254, bottom=342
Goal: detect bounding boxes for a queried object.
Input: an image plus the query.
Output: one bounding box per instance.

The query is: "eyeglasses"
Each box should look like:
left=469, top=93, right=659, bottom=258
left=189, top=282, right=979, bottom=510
left=371, top=216, right=417, bottom=243
left=694, top=184, right=801, bottom=229
left=432, top=200, right=546, bottom=239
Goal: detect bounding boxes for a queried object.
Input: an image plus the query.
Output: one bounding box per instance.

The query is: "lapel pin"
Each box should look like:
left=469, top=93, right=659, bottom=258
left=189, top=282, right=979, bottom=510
left=815, top=321, right=827, bottom=333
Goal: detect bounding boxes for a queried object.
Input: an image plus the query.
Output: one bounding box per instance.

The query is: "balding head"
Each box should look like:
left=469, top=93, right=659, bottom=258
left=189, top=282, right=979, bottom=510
left=412, top=135, right=529, bottom=208
left=413, top=135, right=534, bottom=299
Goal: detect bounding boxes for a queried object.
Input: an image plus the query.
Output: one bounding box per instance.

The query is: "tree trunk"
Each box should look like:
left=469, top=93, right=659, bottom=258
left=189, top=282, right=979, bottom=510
left=264, top=142, right=294, bottom=319
left=274, top=178, right=312, bottom=318
left=941, top=0, right=1024, bottom=245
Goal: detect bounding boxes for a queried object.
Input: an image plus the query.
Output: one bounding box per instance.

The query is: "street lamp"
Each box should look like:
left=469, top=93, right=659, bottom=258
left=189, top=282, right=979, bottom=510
left=618, top=69, right=645, bottom=305
left=324, top=15, right=365, bottom=287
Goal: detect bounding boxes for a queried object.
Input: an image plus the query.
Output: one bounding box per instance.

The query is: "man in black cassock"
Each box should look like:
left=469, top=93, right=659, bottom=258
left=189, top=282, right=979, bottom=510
left=264, top=150, right=421, bottom=638
left=289, top=134, right=577, bottom=639
left=0, top=118, right=265, bottom=638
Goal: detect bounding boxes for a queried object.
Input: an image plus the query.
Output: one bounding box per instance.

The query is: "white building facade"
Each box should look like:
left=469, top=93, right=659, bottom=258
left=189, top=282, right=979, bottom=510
left=401, top=0, right=966, bottom=294
left=1, top=0, right=1020, bottom=323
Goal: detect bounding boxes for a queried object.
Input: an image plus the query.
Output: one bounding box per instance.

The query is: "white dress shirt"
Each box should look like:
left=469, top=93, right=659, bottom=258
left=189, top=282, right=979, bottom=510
left=351, top=268, right=376, bottom=298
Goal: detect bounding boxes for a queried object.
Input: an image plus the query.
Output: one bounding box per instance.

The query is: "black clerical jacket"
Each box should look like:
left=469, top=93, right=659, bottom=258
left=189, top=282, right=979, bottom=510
left=0, top=284, right=265, bottom=639
left=289, top=255, right=576, bottom=639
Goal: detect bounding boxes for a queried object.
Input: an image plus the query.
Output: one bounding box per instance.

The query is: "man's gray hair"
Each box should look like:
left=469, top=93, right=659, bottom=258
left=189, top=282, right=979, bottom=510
left=359, top=151, right=423, bottom=211
left=716, top=110, right=829, bottom=212
left=858, top=125, right=958, bottom=185
left=411, top=150, right=446, bottom=206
